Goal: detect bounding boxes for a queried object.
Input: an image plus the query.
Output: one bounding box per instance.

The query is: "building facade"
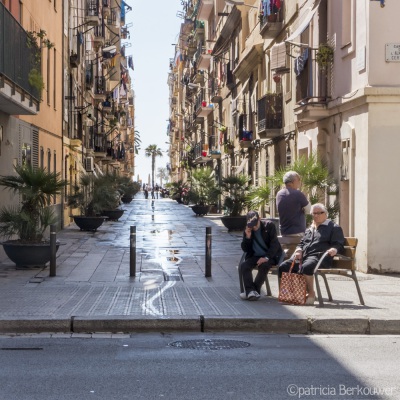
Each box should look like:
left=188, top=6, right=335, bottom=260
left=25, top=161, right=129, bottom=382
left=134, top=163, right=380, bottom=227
left=168, top=0, right=400, bottom=273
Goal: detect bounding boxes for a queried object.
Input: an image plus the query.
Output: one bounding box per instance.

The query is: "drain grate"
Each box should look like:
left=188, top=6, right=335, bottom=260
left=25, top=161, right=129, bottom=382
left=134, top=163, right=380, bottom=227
left=168, top=339, right=250, bottom=350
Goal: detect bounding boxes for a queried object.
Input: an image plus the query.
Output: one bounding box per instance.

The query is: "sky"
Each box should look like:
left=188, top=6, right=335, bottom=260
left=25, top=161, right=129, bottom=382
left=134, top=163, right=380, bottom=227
left=125, top=0, right=184, bottom=185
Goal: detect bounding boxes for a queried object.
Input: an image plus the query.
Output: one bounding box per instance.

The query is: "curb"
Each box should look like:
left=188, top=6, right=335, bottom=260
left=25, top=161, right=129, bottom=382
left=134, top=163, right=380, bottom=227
left=1, top=317, right=400, bottom=335
left=0, top=318, right=71, bottom=334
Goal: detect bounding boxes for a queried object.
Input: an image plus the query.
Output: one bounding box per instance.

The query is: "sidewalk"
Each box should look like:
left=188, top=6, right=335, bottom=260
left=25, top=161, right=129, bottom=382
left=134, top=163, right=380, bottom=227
left=1, top=193, right=400, bottom=334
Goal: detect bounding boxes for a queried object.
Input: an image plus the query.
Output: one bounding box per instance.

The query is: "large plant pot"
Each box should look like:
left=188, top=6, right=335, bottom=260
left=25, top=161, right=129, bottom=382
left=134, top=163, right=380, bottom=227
left=72, top=216, right=107, bottom=231
left=220, top=215, right=247, bottom=231
left=191, top=205, right=211, bottom=216
left=121, top=195, right=133, bottom=204
left=101, top=209, right=125, bottom=221
left=1, top=240, right=60, bottom=268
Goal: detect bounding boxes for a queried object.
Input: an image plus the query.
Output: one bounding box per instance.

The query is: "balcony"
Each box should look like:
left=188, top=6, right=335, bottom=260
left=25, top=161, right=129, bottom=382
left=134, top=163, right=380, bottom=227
left=93, top=25, right=105, bottom=49
left=197, top=0, right=214, bottom=20
left=85, top=0, right=100, bottom=26
left=93, top=76, right=106, bottom=101
left=294, top=50, right=330, bottom=122
left=193, top=142, right=212, bottom=164
left=102, top=0, right=111, bottom=18
left=0, top=4, right=41, bottom=114
left=259, top=3, right=284, bottom=39
left=257, top=93, right=282, bottom=138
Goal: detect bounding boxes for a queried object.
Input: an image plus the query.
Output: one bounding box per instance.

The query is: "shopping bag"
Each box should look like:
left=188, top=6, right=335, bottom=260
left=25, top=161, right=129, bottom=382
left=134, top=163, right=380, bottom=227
left=278, top=259, right=307, bottom=305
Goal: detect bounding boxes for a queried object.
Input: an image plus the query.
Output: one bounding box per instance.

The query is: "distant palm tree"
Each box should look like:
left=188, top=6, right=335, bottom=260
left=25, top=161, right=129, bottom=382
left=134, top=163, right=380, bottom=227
left=134, top=130, right=141, bottom=154
left=145, top=145, right=163, bottom=188
left=157, top=167, right=169, bottom=186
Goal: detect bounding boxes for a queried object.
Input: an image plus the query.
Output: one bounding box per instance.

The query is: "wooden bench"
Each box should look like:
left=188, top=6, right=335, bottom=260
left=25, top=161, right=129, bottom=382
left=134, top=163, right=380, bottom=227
left=314, top=237, right=365, bottom=307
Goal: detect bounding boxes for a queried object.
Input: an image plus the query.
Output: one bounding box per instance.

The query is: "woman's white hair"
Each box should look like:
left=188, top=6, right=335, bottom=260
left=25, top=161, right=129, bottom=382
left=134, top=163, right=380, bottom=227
left=283, top=171, right=300, bottom=184
left=310, top=203, right=328, bottom=214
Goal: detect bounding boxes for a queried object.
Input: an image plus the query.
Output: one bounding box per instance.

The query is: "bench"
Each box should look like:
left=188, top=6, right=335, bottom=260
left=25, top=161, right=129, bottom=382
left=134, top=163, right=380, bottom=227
left=314, top=237, right=365, bottom=307
left=240, top=236, right=365, bottom=307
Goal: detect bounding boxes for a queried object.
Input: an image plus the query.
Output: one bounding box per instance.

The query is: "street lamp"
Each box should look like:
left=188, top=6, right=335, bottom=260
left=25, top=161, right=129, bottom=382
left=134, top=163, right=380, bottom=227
left=225, top=0, right=258, bottom=8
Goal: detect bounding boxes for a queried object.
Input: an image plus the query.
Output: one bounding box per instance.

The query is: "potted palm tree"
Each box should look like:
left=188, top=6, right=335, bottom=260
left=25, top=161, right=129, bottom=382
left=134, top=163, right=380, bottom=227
left=119, top=176, right=140, bottom=204
left=68, top=174, right=110, bottom=231
left=0, top=165, right=66, bottom=267
left=220, top=174, right=252, bottom=231
left=187, top=167, right=220, bottom=216
left=166, top=179, right=189, bottom=204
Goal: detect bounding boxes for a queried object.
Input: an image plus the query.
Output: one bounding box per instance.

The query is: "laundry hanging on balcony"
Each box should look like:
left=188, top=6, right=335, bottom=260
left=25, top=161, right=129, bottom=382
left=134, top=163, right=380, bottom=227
left=294, top=48, right=309, bottom=76
left=128, top=56, right=134, bottom=70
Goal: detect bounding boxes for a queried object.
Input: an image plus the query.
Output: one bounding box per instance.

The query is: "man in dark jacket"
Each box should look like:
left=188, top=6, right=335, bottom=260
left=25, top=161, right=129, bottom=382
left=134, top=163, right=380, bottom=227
left=240, top=211, right=283, bottom=300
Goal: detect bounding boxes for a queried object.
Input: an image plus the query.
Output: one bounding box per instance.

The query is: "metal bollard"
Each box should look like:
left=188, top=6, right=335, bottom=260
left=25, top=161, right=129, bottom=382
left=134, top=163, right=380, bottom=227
left=49, top=224, right=57, bottom=277
left=130, top=226, right=136, bottom=277
left=205, top=226, right=212, bottom=277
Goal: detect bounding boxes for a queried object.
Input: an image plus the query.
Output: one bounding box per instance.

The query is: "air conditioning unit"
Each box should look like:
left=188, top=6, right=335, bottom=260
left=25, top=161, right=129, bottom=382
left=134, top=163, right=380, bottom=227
left=85, top=157, right=94, bottom=172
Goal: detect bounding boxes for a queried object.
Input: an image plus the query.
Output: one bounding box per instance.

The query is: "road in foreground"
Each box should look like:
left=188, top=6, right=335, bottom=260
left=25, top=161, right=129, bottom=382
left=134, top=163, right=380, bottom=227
left=0, top=333, right=398, bottom=400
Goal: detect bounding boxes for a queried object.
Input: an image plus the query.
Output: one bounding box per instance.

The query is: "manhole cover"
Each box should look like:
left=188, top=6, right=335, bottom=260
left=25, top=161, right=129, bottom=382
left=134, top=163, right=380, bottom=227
left=168, top=339, right=250, bottom=350
left=327, top=276, right=373, bottom=281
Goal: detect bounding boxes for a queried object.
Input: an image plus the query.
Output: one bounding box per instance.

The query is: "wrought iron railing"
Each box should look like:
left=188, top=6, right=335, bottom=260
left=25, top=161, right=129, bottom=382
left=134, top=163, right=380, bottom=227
left=0, top=4, right=42, bottom=101
left=257, top=93, right=283, bottom=131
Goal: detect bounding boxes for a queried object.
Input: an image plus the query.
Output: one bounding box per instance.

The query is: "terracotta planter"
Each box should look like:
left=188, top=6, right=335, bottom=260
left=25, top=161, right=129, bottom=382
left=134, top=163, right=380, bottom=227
left=1, top=240, right=60, bottom=268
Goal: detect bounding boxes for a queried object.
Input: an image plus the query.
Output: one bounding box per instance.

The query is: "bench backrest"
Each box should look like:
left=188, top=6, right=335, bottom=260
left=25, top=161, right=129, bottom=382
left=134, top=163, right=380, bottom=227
left=333, top=237, right=357, bottom=270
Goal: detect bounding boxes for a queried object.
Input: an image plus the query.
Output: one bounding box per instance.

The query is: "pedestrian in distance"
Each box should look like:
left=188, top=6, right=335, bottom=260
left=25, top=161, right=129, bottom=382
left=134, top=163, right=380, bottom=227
left=278, top=203, right=345, bottom=305
left=276, top=171, right=311, bottom=237
left=239, top=211, right=283, bottom=300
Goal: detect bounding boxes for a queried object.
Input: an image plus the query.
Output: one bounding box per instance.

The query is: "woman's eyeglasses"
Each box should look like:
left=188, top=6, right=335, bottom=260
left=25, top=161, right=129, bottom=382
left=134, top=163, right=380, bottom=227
left=312, top=211, right=325, bottom=215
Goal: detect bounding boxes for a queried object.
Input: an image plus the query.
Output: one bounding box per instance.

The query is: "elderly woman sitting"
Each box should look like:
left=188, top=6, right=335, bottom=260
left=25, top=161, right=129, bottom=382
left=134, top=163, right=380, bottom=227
left=278, top=203, right=345, bottom=305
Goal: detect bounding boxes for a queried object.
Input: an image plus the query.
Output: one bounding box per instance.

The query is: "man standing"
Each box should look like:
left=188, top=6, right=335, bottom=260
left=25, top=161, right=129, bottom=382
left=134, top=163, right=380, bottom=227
left=240, top=211, right=283, bottom=300
left=276, top=171, right=311, bottom=237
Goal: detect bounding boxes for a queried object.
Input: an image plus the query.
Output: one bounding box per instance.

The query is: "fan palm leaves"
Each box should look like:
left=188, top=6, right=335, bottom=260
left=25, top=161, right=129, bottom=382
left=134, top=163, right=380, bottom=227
left=0, top=165, right=66, bottom=242
left=220, top=174, right=251, bottom=216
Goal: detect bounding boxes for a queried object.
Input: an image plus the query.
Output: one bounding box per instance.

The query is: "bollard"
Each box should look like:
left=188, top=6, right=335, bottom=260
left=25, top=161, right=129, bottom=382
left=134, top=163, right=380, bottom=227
left=205, top=226, right=212, bottom=277
left=49, top=224, right=57, bottom=277
left=130, top=226, right=136, bottom=277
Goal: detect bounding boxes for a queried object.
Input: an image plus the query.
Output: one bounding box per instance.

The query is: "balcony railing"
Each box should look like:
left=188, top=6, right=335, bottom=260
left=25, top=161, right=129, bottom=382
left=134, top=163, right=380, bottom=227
left=0, top=3, right=42, bottom=102
left=295, top=48, right=329, bottom=105
left=257, top=93, right=283, bottom=132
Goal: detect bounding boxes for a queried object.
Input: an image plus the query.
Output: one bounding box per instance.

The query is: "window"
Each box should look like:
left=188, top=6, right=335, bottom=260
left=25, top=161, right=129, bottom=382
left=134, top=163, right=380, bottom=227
left=40, top=147, right=44, bottom=169
left=47, top=47, right=51, bottom=105
left=21, top=143, right=32, bottom=166
left=53, top=48, right=56, bottom=109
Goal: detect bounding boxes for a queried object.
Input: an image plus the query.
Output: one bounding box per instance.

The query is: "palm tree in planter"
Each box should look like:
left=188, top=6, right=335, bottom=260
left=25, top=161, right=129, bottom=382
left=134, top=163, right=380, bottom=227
left=118, top=176, right=141, bottom=204
left=220, top=174, right=252, bottom=231
left=144, top=144, right=163, bottom=189
left=68, top=173, right=114, bottom=230
left=0, top=165, right=66, bottom=267
left=166, top=179, right=189, bottom=204
left=187, top=167, right=220, bottom=216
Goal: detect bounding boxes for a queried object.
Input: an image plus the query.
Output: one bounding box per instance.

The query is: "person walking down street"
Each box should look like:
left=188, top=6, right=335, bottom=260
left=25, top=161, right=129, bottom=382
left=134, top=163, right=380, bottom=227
left=155, top=184, right=159, bottom=199
left=144, top=186, right=149, bottom=199
left=240, top=211, right=283, bottom=301
left=151, top=187, right=155, bottom=199
left=276, top=171, right=311, bottom=237
left=278, top=203, right=345, bottom=305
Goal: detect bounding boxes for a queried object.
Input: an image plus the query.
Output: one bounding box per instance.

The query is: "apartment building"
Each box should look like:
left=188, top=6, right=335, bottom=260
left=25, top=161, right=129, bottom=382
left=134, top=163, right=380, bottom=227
left=0, top=0, right=63, bottom=224
left=0, top=0, right=135, bottom=230
left=168, top=0, right=400, bottom=273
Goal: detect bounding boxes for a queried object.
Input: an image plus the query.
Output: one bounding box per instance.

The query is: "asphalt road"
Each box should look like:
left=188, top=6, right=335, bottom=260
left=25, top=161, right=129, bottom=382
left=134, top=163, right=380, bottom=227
left=0, top=333, right=399, bottom=400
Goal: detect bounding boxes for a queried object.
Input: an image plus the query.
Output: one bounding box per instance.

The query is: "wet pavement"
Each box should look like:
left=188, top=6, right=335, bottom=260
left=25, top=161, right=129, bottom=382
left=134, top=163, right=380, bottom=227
left=0, top=192, right=400, bottom=334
